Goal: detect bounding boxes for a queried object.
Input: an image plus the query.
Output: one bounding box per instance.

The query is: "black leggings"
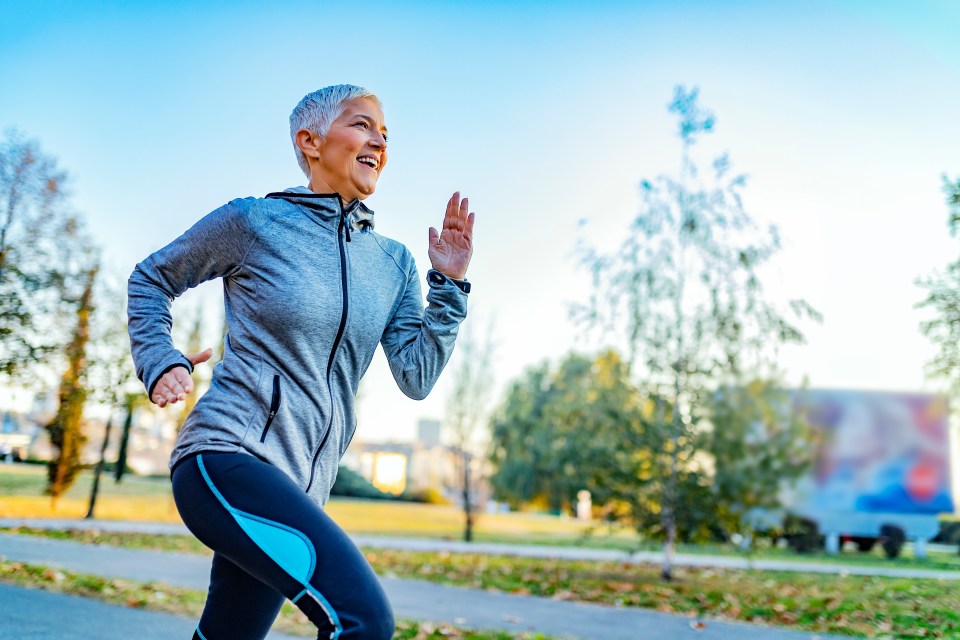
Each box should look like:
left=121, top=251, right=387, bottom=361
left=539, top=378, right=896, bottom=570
left=171, top=452, right=394, bottom=640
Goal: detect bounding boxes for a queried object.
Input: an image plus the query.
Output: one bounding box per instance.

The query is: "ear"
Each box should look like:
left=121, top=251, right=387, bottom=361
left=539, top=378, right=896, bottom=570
left=295, top=129, right=323, bottom=160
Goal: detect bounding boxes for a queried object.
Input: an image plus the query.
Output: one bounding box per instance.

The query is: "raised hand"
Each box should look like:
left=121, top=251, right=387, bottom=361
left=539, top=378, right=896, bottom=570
left=428, top=192, right=475, bottom=280
left=152, top=348, right=213, bottom=408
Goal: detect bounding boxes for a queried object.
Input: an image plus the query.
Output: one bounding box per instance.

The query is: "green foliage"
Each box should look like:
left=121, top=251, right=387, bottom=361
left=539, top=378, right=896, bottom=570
left=944, top=175, right=960, bottom=236
left=916, top=175, right=960, bottom=396
left=0, top=130, right=92, bottom=380
left=330, top=465, right=397, bottom=500
left=489, top=350, right=643, bottom=514
left=705, top=380, right=814, bottom=537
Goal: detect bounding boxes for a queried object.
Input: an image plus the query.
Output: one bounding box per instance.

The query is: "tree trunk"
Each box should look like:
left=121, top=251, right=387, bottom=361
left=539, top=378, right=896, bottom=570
left=85, top=414, right=113, bottom=519
left=114, top=398, right=134, bottom=484
left=462, top=450, right=474, bottom=542
left=46, top=265, right=97, bottom=505
left=657, top=395, right=678, bottom=581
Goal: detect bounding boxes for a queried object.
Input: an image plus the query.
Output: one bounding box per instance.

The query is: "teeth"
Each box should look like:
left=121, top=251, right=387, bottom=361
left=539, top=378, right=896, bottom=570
left=358, top=157, right=378, bottom=169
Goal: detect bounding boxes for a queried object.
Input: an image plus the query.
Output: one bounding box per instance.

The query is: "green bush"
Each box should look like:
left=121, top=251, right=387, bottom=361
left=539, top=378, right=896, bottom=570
left=330, top=466, right=396, bottom=500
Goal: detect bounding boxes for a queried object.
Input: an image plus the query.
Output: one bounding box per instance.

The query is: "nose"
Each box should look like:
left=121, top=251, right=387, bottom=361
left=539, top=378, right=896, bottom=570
left=370, top=130, right=387, bottom=148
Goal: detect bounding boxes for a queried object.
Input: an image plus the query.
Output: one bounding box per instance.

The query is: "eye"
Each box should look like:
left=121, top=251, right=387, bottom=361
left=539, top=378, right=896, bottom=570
left=382, top=133, right=389, bottom=143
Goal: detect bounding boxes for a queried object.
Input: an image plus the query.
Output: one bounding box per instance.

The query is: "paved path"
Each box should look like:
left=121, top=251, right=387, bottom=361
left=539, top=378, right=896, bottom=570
left=3, top=516, right=959, bottom=581
left=0, top=583, right=302, bottom=639
left=0, top=533, right=843, bottom=640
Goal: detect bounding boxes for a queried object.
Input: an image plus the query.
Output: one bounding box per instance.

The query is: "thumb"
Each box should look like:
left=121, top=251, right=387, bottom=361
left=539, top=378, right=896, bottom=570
left=429, top=226, right=440, bottom=246
left=186, top=347, right=214, bottom=366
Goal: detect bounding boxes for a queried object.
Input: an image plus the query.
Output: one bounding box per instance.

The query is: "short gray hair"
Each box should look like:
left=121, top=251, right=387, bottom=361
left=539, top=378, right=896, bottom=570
left=290, top=84, right=380, bottom=177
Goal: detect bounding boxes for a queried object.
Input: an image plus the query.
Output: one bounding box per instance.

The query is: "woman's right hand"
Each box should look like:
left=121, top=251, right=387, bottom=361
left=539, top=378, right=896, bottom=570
left=152, top=348, right=213, bottom=407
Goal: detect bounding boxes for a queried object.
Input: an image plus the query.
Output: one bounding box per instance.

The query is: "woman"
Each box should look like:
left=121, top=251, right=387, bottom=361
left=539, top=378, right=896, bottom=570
left=128, top=84, right=474, bottom=640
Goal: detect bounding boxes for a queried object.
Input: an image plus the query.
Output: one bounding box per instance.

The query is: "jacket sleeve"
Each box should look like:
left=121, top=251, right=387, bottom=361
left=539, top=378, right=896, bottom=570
left=380, top=262, right=468, bottom=400
left=127, top=198, right=258, bottom=399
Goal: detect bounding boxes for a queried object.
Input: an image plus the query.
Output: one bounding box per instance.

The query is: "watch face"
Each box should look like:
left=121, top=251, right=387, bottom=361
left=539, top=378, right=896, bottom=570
left=429, top=272, right=445, bottom=285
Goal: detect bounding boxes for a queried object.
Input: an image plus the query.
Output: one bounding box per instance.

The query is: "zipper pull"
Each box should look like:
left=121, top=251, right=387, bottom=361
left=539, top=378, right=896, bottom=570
left=340, top=211, right=352, bottom=242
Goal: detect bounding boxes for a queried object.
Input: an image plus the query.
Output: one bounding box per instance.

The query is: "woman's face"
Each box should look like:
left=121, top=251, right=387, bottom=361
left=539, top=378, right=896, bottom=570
left=310, top=97, right=388, bottom=203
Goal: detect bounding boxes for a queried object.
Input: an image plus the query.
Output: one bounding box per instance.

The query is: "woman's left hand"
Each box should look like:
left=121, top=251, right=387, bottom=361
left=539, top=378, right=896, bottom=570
left=428, top=191, right=475, bottom=280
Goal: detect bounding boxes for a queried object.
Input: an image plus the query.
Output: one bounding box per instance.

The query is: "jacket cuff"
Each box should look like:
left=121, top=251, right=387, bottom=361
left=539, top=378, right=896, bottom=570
left=427, top=269, right=471, bottom=294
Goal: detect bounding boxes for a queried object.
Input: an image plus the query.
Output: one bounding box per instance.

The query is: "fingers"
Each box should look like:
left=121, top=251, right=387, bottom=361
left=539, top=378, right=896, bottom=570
left=151, top=361, right=204, bottom=407
left=437, top=191, right=473, bottom=249
left=464, top=211, right=475, bottom=242
left=151, top=348, right=215, bottom=407
left=444, top=192, right=460, bottom=231
left=443, top=191, right=469, bottom=232
left=187, top=347, right=213, bottom=366
left=173, top=367, right=194, bottom=396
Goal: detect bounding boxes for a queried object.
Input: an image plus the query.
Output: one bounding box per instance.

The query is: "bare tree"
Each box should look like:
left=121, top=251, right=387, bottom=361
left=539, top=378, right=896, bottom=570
left=444, top=318, right=496, bottom=542
left=85, top=277, right=141, bottom=518
left=576, top=87, right=817, bottom=579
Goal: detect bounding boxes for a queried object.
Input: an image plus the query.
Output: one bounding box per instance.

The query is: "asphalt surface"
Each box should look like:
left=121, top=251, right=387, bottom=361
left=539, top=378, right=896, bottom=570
left=0, top=532, right=846, bottom=639
left=0, top=583, right=302, bottom=640
left=3, top=516, right=959, bottom=581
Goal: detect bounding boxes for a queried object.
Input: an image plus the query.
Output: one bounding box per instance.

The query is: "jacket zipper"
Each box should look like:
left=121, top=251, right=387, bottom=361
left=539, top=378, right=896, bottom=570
left=260, top=375, right=281, bottom=443
left=305, top=203, right=351, bottom=493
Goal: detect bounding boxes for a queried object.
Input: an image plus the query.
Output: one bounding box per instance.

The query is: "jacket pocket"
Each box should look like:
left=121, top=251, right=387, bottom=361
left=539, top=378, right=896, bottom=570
left=259, top=374, right=281, bottom=442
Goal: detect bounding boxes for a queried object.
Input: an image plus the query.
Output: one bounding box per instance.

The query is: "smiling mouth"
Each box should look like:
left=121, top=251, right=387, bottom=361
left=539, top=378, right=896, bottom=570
left=357, top=156, right=379, bottom=171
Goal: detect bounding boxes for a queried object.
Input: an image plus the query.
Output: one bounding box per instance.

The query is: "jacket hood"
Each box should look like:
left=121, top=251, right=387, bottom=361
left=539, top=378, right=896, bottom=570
left=266, top=186, right=375, bottom=231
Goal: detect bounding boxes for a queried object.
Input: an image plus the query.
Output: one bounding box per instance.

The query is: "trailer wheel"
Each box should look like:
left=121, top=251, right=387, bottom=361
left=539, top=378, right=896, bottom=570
left=785, top=517, right=822, bottom=553
left=850, top=536, right=876, bottom=553
left=879, top=524, right=905, bottom=559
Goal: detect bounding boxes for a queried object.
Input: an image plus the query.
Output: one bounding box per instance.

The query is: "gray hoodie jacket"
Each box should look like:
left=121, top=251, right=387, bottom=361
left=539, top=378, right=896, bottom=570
left=128, top=187, right=468, bottom=505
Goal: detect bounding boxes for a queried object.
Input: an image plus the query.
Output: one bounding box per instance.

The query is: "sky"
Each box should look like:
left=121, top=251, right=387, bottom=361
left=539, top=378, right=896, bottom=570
left=2, top=0, right=960, bottom=446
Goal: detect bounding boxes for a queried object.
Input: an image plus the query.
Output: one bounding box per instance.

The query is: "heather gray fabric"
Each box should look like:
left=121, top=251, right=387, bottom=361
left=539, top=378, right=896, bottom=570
left=128, top=186, right=468, bottom=505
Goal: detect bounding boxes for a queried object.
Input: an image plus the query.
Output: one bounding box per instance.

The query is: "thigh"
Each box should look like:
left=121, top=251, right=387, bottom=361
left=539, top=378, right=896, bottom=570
left=173, top=452, right=394, bottom=640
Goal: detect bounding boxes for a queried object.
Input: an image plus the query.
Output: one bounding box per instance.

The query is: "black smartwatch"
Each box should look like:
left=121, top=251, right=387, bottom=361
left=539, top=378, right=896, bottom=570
left=427, top=269, right=471, bottom=294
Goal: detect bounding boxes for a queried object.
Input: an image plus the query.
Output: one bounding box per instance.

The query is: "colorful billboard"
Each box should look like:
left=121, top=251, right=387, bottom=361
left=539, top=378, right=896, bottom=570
left=793, top=390, right=953, bottom=515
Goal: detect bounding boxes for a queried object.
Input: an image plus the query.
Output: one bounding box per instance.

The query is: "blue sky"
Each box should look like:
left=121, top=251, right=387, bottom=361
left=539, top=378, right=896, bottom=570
left=2, top=0, right=959, bottom=444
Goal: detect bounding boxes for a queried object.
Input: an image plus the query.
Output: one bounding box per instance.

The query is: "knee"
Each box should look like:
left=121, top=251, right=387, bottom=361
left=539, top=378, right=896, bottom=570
left=370, top=602, right=395, bottom=640
left=300, top=589, right=394, bottom=639
left=356, top=595, right=394, bottom=640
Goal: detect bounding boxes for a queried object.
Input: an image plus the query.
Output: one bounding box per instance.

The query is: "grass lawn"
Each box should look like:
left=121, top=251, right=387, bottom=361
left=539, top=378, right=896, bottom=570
left=4, top=527, right=959, bottom=639
left=0, top=463, right=635, bottom=548
left=363, top=549, right=960, bottom=639
left=0, top=560, right=553, bottom=639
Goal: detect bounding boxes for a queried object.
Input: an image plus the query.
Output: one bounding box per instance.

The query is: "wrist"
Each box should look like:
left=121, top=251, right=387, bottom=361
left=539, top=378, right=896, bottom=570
left=427, top=269, right=471, bottom=294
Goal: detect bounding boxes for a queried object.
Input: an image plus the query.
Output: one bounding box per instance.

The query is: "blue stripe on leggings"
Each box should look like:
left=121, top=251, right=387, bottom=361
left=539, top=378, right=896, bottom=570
left=195, top=454, right=339, bottom=634
left=305, top=586, right=343, bottom=639
left=195, top=626, right=209, bottom=640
